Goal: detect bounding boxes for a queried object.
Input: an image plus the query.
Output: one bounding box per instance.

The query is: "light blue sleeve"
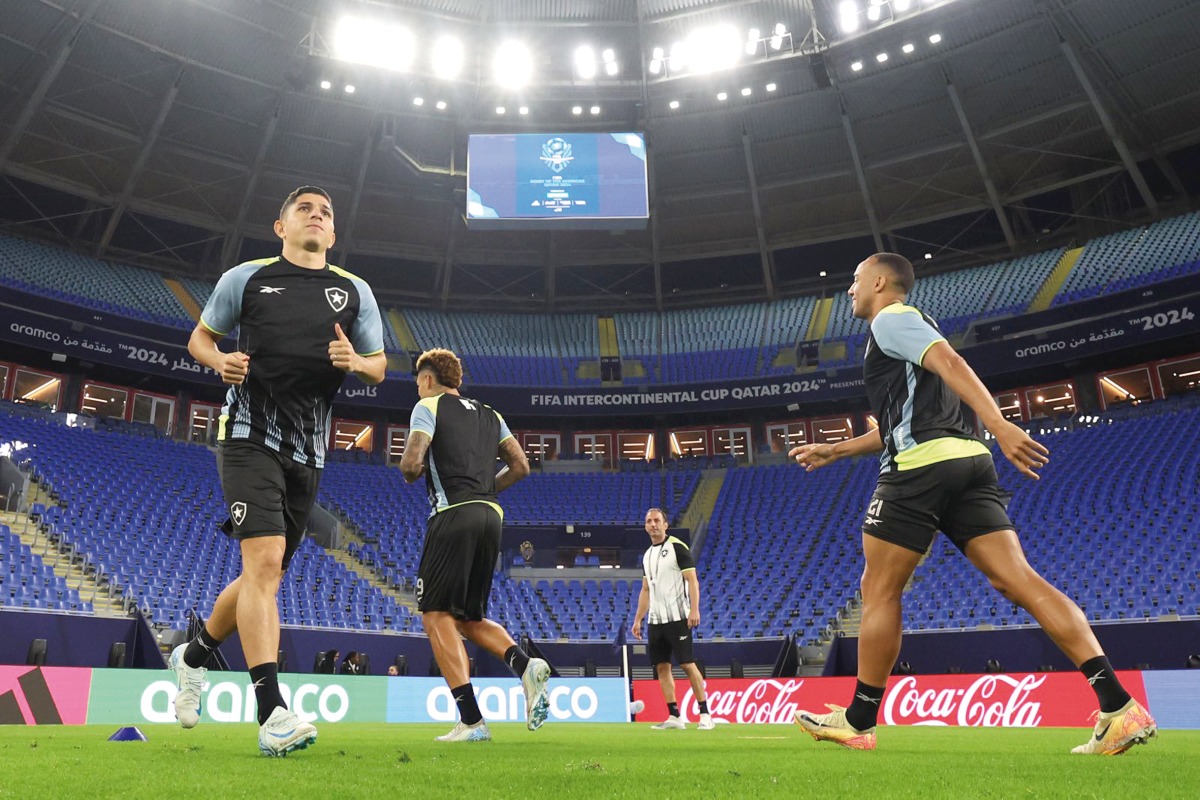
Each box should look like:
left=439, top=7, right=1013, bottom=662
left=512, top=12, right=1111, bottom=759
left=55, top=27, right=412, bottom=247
left=871, top=310, right=946, bottom=365
left=199, top=263, right=257, bottom=336
left=409, top=400, right=436, bottom=438
left=496, top=411, right=514, bottom=443
left=350, top=278, right=385, bottom=356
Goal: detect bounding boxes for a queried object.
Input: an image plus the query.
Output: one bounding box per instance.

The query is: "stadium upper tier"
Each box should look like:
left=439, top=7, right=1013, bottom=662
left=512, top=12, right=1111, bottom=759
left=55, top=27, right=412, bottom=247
left=1, top=399, right=1197, bottom=641
left=1, top=211, right=1198, bottom=386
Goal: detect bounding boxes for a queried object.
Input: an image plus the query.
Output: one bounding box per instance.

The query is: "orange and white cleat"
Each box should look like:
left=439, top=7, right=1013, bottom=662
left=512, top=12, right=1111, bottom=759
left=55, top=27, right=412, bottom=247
left=1071, top=699, right=1157, bottom=755
left=793, top=704, right=877, bottom=751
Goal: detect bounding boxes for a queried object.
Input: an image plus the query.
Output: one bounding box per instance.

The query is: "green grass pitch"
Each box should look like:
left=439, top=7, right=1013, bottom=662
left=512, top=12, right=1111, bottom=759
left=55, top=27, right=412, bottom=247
left=1, top=724, right=1196, bottom=799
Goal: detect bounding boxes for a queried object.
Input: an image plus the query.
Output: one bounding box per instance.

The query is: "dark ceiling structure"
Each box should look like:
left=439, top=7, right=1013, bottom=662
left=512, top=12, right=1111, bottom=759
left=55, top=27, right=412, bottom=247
left=1, top=0, right=1197, bottom=311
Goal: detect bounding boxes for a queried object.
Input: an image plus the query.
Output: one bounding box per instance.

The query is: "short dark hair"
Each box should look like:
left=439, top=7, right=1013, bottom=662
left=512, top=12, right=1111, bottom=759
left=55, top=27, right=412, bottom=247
left=280, top=185, right=333, bottom=221
left=870, top=252, right=915, bottom=294
left=645, top=507, right=668, bottom=523
left=416, top=348, right=463, bottom=389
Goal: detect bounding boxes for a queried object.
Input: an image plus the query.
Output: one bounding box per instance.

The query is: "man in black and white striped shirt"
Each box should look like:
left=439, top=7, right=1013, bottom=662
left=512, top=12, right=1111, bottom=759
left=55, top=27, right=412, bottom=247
left=630, top=508, right=713, bottom=730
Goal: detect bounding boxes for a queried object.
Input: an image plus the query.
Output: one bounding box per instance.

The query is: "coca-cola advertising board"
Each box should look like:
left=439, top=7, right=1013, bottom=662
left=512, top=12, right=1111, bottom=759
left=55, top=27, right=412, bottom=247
left=631, top=671, right=1148, bottom=727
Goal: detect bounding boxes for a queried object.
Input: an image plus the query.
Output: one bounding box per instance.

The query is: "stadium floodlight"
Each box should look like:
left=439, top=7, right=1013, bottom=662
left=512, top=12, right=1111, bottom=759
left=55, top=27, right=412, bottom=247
left=924, top=252, right=932, bottom=259
left=685, top=24, right=742, bottom=73
left=669, top=99, right=680, bottom=109
left=902, top=42, right=915, bottom=54
left=492, top=41, right=532, bottom=88
left=770, top=22, right=787, bottom=50
left=867, top=0, right=883, bottom=23
left=590, top=105, right=600, bottom=115
left=602, top=48, right=615, bottom=63
left=572, top=105, right=583, bottom=115
left=574, top=45, right=597, bottom=79
left=519, top=105, right=529, bottom=115
left=766, top=82, right=777, bottom=91
left=605, top=60, right=619, bottom=76
left=495, top=105, right=506, bottom=114
left=740, top=86, right=752, bottom=96
left=838, top=1, right=860, bottom=34
left=668, top=41, right=687, bottom=71
left=431, top=36, right=464, bottom=79
left=929, top=33, right=943, bottom=44
left=716, top=91, right=728, bottom=101
left=344, top=84, right=356, bottom=94
left=746, top=28, right=760, bottom=55
left=876, top=52, right=888, bottom=62
left=649, top=46, right=665, bottom=74
left=850, top=60, right=863, bottom=71
left=412, top=96, right=424, bottom=106
left=435, top=100, right=447, bottom=110
left=894, top=0, right=912, bottom=10
left=332, top=16, right=416, bottom=73
left=319, top=80, right=332, bottom=90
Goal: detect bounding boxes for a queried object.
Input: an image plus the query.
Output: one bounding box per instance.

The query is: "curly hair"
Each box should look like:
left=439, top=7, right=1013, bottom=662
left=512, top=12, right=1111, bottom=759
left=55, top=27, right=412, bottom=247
left=415, top=348, right=463, bottom=389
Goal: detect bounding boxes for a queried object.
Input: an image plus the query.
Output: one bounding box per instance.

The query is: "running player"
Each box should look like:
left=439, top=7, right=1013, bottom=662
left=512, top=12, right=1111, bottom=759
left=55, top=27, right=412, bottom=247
left=399, top=348, right=551, bottom=742
left=790, top=253, right=1156, bottom=755
left=172, top=186, right=386, bottom=756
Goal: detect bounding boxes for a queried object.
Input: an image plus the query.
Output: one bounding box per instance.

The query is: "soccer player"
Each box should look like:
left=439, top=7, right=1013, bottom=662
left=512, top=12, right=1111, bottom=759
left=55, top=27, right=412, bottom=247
left=399, top=348, right=551, bottom=742
left=172, top=186, right=387, bottom=757
left=630, top=507, right=714, bottom=730
left=790, top=253, right=1156, bottom=754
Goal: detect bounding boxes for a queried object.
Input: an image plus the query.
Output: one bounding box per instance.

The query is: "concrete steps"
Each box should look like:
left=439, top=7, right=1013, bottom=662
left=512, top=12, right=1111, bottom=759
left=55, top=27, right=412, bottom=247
left=328, top=526, right=418, bottom=614
left=1028, top=246, right=1084, bottom=312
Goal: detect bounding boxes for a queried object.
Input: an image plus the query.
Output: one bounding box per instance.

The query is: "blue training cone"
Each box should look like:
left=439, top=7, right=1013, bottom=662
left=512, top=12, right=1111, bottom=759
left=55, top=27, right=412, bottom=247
left=108, top=726, right=147, bottom=742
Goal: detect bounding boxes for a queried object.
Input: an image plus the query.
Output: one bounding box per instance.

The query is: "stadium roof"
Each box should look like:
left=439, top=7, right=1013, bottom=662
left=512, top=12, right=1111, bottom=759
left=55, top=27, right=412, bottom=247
left=0, top=0, right=1197, bottom=310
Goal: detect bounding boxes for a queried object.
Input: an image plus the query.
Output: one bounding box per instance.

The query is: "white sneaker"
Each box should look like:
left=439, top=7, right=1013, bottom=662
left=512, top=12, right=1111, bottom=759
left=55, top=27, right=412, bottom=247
left=168, top=644, right=206, bottom=729
left=258, top=706, right=317, bottom=757
left=698, top=713, right=715, bottom=730
left=651, top=715, right=686, bottom=730
left=522, top=658, right=551, bottom=731
left=435, top=720, right=492, bottom=742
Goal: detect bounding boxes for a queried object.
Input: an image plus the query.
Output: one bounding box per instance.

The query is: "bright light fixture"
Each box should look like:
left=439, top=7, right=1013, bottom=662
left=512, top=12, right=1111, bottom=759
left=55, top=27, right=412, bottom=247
left=770, top=22, right=786, bottom=50
left=686, top=24, right=742, bottom=73
left=876, top=52, right=888, bottom=63
left=435, top=100, right=447, bottom=110
left=895, top=0, right=912, bottom=10
left=766, top=82, right=777, bottom=92
left=590, top=105, right=600, bottom=115
left=332, top=16, right=415, bottom=72
left=431, top=36, right=464, bottom=78
left=319, top=80, right=332, bottom=90
left=838, top=1, right=860, bottom=34
left=412, top=97, right=424, bottom=106
left=572, top=105, right=583, bottom=115
left=602, top=48, right=615, bottom=63
left=605, top=61, right=619, bottom=76
left=668, top=42, right=686, bottom=71
left=344, top=84, right=356, bottom=94
left=850, top=60, right=863, bottom=71
left=669, top=99, right=680, bottom=109
left=716, top=91, right=728, bottom=101
left=740, top=86, right=752, bottom=96
left=574, top=45, right=597, bottom=79
left=746, top=28, right=760, bottom=55
left=495, top=105, right=506, bottom=115
left=867, top=0, right=883, bottom=22
left=902, top=43, right=915, bottom=54
left=929, top=33, right=943, bottom=44
left=493, top=41, right=532, bottom=88
left=519, top=105, right=529, bottom=115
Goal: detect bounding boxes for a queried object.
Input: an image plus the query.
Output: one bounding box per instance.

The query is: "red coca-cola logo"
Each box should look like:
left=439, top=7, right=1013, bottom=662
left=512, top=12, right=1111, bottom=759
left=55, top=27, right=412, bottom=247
left=679, top=679, right=809, bottom=724
left=882, top=674, right=1046, bottom=727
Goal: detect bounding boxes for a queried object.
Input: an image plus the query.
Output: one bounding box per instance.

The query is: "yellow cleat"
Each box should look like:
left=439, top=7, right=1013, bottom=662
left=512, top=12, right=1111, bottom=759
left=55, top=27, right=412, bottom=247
left=1071, top=699, right=1157, bottom=755
left=793, top=704, right=877, bottom=751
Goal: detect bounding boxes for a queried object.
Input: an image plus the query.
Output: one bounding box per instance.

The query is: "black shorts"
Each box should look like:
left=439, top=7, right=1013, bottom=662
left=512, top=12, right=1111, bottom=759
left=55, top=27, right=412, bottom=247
left=863, top=454, right=1014, bottom=554
left=647, top=620, right=695, bottom=667
left=416, top=502, right=502, bottom=621
left=217, top=441, right=321, bottom=571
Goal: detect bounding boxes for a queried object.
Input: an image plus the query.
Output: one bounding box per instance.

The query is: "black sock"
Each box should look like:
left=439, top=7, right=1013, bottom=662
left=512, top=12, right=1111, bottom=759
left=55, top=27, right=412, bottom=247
left=845, top=679, right=885, bottom=731
left=1079, top=655, right=1131, bottom=713
left=504, top=645, right=530, bottom=678
left=452, top=683, right=483, bottom=726
left=183, top=627, right=223, bottom=669
left=697, top=700, right=709, bottom=715
left=249, top=662, right=286, bottom=726
left=667, top=702, right=679, bottom=718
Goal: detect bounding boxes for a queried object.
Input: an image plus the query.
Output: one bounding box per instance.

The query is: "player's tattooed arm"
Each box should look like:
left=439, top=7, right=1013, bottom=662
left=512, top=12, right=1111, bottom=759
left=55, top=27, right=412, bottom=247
left=400, top=431, right=430, bottom=483
left=495, top=436, right=530, bottom=493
